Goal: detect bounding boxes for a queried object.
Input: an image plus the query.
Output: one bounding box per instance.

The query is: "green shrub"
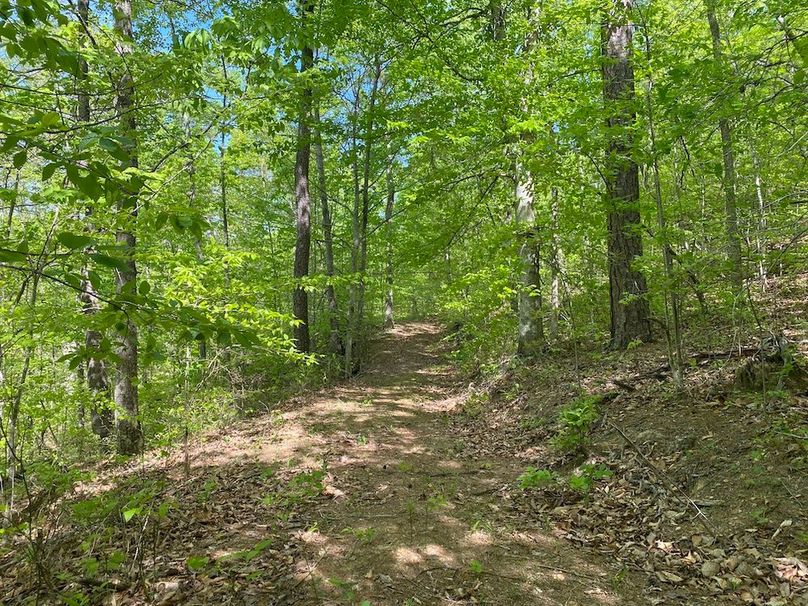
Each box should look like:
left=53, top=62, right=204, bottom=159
left=551, top=395, right=601, bottom=451
left=518, top=467, right=557, bottom=489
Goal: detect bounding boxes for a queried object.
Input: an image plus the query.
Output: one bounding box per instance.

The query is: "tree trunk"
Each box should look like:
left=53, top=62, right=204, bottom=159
left=313, top=104, right=342, bottom=354
left=346, top=60, right=381, bottom=374
left=601, top=0, right=651, bottom=349
left=7, top=268, right=40, bottom=481
left=292, top=0, right=315, bottom=353
left=384, top=152, right=395, bottom=330
left=548, top=187, right=561, bottom=341
left=515, top=166, right=543, bottom=355
left=705, top=0, right=743, bottom=293
left=641, top=23, right=684, bottom=388
left=345, top=86, right=362, bottom=377
left=753, top=153, right=767, bottom=290
left=357, top=59, right=382, bottom=338
left=76, top=0, right=112, bottom=439
left=514, top=5, right=543, bottom=357
left=114, top=0, right=142, bottom=455
left=489, top=0, right=505, bottom=40
left=220, top=57, right=232, bottom=290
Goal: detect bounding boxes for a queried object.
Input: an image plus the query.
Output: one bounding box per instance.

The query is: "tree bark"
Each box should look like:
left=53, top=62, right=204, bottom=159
left=601, top=0, right=652, bottom=349
left=548, top=187, right=561, bottom=341
left=705, top=0, right=743, bottom=293
left=384, top=152, right=395, bottom=330
left=292, top=0, right=315, bottom=353
left=515, top=5, right=543, bottom=357
left=357, top=59, right=382, bottom=336
left=345, top=86, right=362, bottom=376
left=346, top=60, right=381, bottom=374
left=515, top=166, right=543, bottom=355
left=114, top=0, right=142, bottom=455
left=313, top=104, right=342, bottom=354
left=76, top=0, right=112, bottom=439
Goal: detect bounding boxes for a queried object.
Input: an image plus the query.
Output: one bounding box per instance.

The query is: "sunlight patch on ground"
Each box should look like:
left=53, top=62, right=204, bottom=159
left=394, top=546, right=423, bottom=566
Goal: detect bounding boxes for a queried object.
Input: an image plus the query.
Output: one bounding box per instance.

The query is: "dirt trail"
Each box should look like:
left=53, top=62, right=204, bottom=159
left=218, top=323, right=641, bottom=605
left=145, top=323, right=643, bottom=605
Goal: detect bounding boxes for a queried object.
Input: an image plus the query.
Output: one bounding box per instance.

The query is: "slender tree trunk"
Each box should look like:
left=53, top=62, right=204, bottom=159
left=114, top=0, right=142, bottom=455
left=489, top=0, right=505, bottom=40
left=705, top=0, right=743, bottom=294
left=219, top=58, right=232, bottom=290
left=345, top=87, right=362, bottom=376
left=346, top=60, right=381, bottom=374
left=641, top=20, right=684, bottom=388
left=601, top=0, right=651, bottom=350
left=753, top=153, right=767, bottom=290
left=548, top=187, right=561, bottom=341
left=357, top=59, right=382, bottom=338
left=313, top=105, right=342, bottom=354
left=7, top=269, right=40, bottom=481
left=292, top=0, right=315, bottom=353
left=76, top=0, right=112, bottom=439
left=384, top=152, right=395, bottom=330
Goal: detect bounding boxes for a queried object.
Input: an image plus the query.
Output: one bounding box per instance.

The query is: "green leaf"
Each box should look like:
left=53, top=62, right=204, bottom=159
left=122, top=507, right=140, bottom=522
left=42, top=162, right=59, bottom=180
left=90, top=253, right=130, bottom=271
left=186, top=555, right=209, bottom=572
left=12, top=149, right=27, bottom=169
left=57, top=232, right=95, bottom=249
left=0, top=249, right=27, bottom=263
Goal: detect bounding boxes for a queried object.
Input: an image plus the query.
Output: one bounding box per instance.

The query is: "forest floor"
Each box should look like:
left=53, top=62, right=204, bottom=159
left=3, top=315, right=807, bottom=605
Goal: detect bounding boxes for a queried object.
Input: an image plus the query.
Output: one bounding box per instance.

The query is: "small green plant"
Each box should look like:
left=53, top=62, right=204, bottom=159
left=220, top=539, right=273, bottom=563
left=551, top=395, right=601, bottom=451
left=187, top=554, right=210, bottom=572
left=462, top=391, right=489, bottom=418
left=343, top=527, right=377, bottom=544
left=328, top=577, right=357, bottom=603
left=469, top=559, right=483, bottom=574
left=198, top=477, right=218, bottom=503
left=520, top=416, right=547, bottom=430
left=425, top=493, right=448, bottom=511
left=518, top=467, right=557, bottom=489
left=611, top=567, right=628, bottom=591
left=750, top=508, right=770, bottom=526
left=568, top=463, right=612, bottom=493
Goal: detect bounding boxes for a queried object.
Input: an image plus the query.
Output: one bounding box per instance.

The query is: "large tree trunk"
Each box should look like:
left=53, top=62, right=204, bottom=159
left=514, top=6, right=543, bottom=357
left=76, top=0, right=112, bottom=439
left=292, top=0, right=314, bottom=353
left=313, top=104, right=342, bottom=354
left=114, top=0, right=142, bottom=455
left=384, top=152, right=395, bottom=330
left=601, top=0, right=651, bottom=350
left=515, top=167, right=543, bottom=355
left=705, top=0, right=743, bottom=293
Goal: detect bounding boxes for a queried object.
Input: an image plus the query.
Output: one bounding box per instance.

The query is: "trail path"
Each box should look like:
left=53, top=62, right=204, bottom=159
left=162, top=323, right=642, bottom=605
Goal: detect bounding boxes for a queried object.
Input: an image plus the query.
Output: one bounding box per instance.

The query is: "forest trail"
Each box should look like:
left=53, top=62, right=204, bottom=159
left=163, top=322, right=640, bottom=605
